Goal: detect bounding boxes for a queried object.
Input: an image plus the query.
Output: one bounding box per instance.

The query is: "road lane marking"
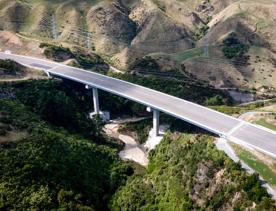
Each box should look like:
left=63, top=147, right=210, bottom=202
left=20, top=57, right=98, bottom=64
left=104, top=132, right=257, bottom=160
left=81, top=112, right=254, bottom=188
left=226, top=121, right=245, bottom=137
left=30, top=63, right=53, bottom=70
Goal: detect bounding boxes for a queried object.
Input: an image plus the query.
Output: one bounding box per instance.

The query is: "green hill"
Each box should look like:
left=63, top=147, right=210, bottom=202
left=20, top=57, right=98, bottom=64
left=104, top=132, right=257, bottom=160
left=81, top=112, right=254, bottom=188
left=0, top=80, right=132, bottom=210
left=0, top=78, right=275, bottom=210
left=111, top=134, right=275, bottom=210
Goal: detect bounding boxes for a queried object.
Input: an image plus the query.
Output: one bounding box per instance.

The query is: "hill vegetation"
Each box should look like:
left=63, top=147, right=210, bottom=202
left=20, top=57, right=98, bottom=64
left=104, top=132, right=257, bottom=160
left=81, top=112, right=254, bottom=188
left=0, top=0, right=276, bottom=207
left=0, top=59, right=25, bottom=77
left=39, top=43, right=109, bottom=73
left=0, top=77, right=275, bottom=210
left=110, top=134, right=275, bottom=210
left=0, top=80, right=132, bottom=210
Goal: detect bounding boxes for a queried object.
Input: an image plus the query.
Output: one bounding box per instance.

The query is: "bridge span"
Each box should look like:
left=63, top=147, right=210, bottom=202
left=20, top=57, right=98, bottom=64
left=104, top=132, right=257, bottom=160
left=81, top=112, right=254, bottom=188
left=1, top=52, right=276, bottom=158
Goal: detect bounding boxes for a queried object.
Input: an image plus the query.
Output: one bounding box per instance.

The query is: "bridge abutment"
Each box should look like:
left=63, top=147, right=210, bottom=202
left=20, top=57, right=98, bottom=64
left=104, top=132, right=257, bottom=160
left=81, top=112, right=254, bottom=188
left=44, top=70, right=51, bottom=77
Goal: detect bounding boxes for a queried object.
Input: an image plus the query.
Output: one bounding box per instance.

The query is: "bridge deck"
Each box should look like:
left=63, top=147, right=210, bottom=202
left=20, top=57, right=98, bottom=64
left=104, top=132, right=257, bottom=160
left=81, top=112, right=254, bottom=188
left=50, top=65, right=239, bottom=135
left=0, top=52, right=276, bottom=157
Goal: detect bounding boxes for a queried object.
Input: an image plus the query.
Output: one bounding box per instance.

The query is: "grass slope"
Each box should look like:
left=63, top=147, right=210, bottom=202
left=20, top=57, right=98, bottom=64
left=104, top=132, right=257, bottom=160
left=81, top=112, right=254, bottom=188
left=232, top=144, right=276, bottom=187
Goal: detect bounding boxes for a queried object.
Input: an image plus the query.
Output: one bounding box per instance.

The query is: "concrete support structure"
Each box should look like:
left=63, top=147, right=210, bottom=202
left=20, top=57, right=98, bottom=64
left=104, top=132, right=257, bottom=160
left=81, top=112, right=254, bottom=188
left=153, top=109, right=160, bottom=136
left=85, top=85, right=100, bottom=115
left=44, top=70, right=51, bottom=77
left=92, top=87, right=100, bottom=114
left=147, top=107, right=160, bottom=136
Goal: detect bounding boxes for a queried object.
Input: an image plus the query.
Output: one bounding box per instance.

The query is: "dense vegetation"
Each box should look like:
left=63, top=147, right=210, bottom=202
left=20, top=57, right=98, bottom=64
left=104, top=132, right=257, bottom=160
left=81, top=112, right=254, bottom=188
left=108, top=72, right=232, bottom=106
left=111, top=134, right=275, bottom=210
left=39, top=43, right=73, bottom=62
left=129, top=56, right=160, bottom=72
left=39, top=43, right=108, bottom=73
left=0, top=80, right=132, bottom=210
left=0, top=79, right=275, bottom=210
left=0, top=59, right=25, bottom=75
left=4, top=80, right=102, bottom=139
left=222, top=33, right=250, bottom=60
left=194, top=24, right=209, bottom=40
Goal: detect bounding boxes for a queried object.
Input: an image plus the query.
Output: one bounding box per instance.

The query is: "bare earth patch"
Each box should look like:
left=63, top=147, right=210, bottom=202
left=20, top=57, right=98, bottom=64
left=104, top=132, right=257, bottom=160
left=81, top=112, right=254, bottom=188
left=0, top=130, right=28, bottom=143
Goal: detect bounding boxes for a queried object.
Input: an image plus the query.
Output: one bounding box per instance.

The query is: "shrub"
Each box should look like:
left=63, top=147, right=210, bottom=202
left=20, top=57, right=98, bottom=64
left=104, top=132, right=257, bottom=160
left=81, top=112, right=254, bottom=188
left=204, top=95, right=225, bottom=106
left=0, top=128, right=7, bottom=136
left=39, top=43, right=73, bottom=62
left=129, top=56, right=160, bottom=71
left=0, top=59, right=24, bottom=75
left=222, top=33, right=250, bottom=59
left=194, top=24, right=209, bottom=40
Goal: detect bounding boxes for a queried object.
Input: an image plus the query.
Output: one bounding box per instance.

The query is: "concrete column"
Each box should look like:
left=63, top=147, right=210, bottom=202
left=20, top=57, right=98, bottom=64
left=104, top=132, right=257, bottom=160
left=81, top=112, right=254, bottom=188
left=92, top=87, right=100, bottom=114
left=153, top=109, right=160, bottom=136
left=44, top=70, right=50, bottom=77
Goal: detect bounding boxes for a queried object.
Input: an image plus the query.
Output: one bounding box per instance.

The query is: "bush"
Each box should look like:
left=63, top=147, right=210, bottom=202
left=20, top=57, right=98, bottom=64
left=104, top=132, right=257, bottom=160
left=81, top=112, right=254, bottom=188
left=73, top=51, right=106, bottom=72
left=204, top=95, right=225, bottom=106
left=0, top=59, right=24, bottom=75
left=40, top=43, right=108, bottom=72
left=0, top=128, right=7, bottom=136
left=129, top=56, right=160, bottom=71
left=39, top=43, right=73, bottom=62
left=194, top=24, right=209, bottom=40
left=223, top=44, right=249, bottom=59
left=222, top=33, right=250, bottom=59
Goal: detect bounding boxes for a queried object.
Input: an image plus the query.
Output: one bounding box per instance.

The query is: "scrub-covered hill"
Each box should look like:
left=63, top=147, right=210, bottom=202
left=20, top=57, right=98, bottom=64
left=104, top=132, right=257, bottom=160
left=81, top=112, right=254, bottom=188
left=1, top=90, right=275, bottom=210
left=0, top=80, right=132, bottom=210
left=110, top=134, right=275, bottom=210
left=0, top=74, right=275, bottom=210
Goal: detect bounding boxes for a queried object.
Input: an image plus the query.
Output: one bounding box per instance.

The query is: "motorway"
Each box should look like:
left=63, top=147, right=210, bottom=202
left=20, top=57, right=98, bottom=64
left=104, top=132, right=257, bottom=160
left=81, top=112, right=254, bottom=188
left=1, top=52, right=276, bottom=157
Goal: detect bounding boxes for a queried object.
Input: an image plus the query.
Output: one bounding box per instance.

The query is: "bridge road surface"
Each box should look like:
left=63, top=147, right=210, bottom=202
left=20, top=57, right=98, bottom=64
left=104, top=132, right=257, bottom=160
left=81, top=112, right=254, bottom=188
left=1, top=52, right=276, bottom=158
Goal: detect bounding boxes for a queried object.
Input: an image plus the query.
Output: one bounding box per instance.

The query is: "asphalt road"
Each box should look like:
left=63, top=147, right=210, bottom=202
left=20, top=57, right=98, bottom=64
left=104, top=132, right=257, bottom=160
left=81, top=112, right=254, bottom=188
left=1, top=52, right=276, bottom=157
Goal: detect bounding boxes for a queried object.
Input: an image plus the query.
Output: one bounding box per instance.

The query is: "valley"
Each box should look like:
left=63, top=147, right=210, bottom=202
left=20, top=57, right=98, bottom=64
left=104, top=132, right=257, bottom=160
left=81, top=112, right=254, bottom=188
left=0, top=78, right=275, bottom=210
left=1, top=0, right=276, bottom=210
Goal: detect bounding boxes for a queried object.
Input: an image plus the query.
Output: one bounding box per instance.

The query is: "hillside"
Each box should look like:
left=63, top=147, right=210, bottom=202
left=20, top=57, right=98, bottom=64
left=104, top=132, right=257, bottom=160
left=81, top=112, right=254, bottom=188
left=1, top=1, right=276, bottom=209
left=1, top=0, right=276, bottom=93
left=0, top=80, right=132, bottom=210
left=110, top=133, right=275, bottom=210
left=0, top=0, right=276, bottom=93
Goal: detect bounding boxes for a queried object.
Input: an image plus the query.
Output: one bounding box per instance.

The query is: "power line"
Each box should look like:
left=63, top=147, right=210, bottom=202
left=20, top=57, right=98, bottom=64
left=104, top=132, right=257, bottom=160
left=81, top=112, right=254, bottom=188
left=1, top=20, right=276, bottom=69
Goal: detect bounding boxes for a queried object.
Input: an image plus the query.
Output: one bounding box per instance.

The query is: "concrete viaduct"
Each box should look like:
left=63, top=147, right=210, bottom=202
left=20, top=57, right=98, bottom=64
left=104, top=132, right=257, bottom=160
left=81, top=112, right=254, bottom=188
left=1, top=52, right=276, bottom=158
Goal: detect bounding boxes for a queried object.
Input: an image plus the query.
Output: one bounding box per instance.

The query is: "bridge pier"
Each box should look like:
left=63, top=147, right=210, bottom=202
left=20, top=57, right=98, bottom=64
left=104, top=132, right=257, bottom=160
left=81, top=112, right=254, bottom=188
left=85, top=85, right=110, bottom=121
left=44, top=70, right=51, bottom=77
left=92, top=87, right=100, bottom=115
left=85, top=85, right=100, bottom=114
left=147, top=107, right=160, bottom=136
left=153, top=109, right=160, bottom=136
